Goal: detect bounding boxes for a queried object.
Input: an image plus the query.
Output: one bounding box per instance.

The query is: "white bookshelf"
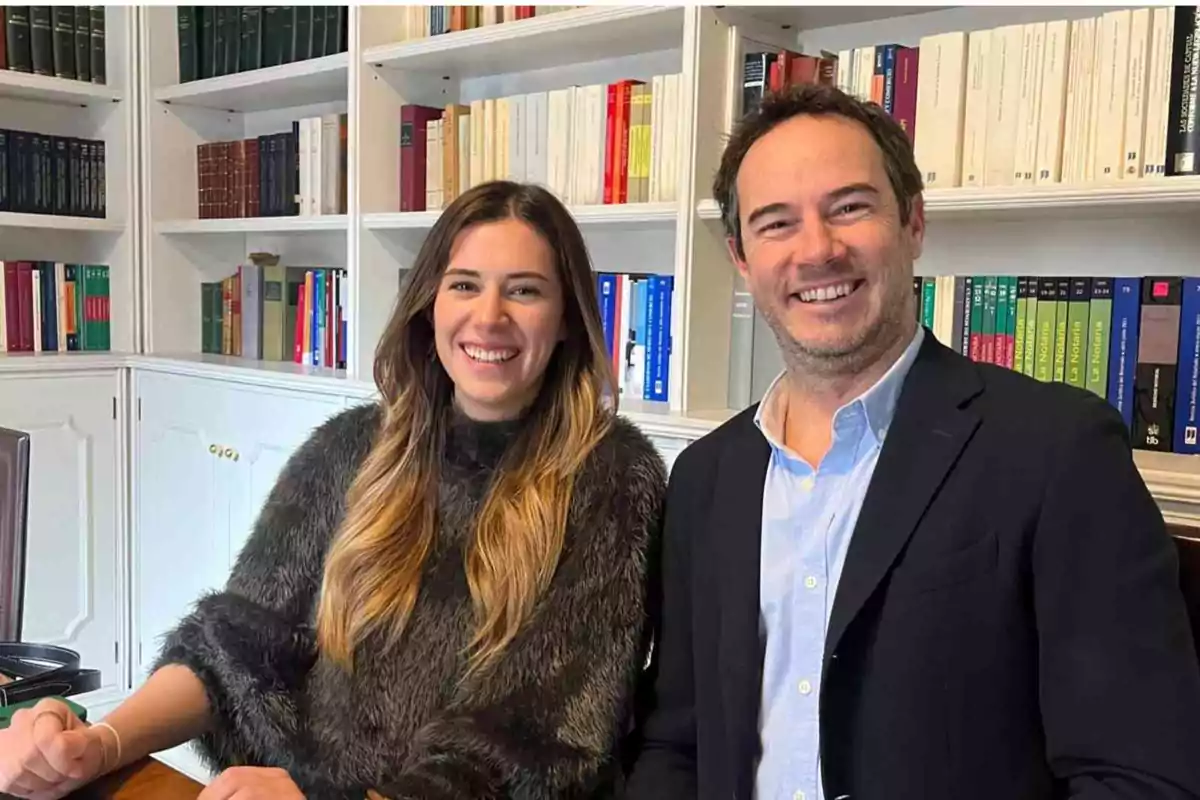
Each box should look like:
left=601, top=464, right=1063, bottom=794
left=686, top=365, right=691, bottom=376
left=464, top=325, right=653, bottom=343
left=0, top=5, right=137, bottom=359
left=139, top=5, right=353, bottom=373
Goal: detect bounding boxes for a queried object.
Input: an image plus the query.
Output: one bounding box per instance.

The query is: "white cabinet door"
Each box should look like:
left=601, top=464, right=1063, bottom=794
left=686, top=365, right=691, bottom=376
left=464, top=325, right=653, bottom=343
left=0, top=372, right=123, bottom=707
left=134, top=372, right=234, bottom=686
left=220, top=383, right=347, bottom=566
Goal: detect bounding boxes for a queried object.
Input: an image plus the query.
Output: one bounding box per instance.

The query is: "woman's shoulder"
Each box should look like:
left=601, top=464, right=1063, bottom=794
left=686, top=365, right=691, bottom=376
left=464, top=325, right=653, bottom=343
left=290, top=401, right=384, bottom=478
left=572, top=412, right=668, bottom=524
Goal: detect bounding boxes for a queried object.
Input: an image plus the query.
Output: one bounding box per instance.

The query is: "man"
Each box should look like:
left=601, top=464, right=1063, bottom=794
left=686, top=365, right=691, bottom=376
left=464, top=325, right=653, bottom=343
left=623, top=83, right=1200, bottom=800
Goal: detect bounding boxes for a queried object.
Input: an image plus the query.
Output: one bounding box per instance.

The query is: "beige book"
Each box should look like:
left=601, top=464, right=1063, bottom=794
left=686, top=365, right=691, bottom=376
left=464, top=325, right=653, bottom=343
left=1123, top=8, right=1151, bottom=179
left=961, top=28, right=992, bottom=187
left=1035, top=19, right=1070, bottom=184
left=1013, top=22, right=1047, bottom=186
left=1093, top=9, right=1132, bottom=181
left=914, top=31, right=968, bottom=189
left=983, top=23, right=1024, bottom=186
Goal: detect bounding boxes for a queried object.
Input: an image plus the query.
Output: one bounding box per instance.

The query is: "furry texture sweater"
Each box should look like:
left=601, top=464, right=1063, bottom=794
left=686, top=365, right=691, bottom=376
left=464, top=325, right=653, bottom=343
left=154, top=401, right=667, bottom=800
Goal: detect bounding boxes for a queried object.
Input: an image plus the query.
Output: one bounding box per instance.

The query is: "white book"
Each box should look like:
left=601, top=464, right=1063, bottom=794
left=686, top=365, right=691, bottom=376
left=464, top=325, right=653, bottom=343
left=309, top=116, right=323, bottom=216
left=298, top=118, right=312, bottom=216
left=524, top=91, right=549, bottom=188
left=983, top=23, right=1024, bottom=186
left=914, top=30, right=968, bottom=189
left=469, top=98, right=485, bottom=189
left=1123, top=8, right=1152, bottom=179
left=961, top=28, right=992, bottom=187
left=1143, top=7, right=1173, bottom=178
left=321, top=113, right=341, bottom=214
left=1035, top=19, right=1070, bottom=184
left=648, top=74, right=665, bottom=202
left=1012, top=22, right=1046, bottom=186
left=1093, top=9, right=1131, bottom=181
left=458, top=114, right=472, bottom=195
left=508, top=94, right=526, bottom=182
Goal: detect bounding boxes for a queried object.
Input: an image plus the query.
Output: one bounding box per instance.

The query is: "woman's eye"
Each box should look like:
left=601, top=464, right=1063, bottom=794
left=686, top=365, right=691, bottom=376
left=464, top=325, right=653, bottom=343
left=511, top=286, right=541, bottom=297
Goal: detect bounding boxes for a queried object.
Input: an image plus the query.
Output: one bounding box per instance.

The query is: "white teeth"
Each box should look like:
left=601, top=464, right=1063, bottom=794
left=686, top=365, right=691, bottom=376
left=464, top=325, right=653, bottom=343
left=464, top=345, right=517, bottom=363
left=799, top=282, right=856, bottom=303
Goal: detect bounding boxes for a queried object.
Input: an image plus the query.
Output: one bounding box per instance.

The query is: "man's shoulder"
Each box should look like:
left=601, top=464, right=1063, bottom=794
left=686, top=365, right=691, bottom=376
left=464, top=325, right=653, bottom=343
left=669, top=404, right=763, bottom=484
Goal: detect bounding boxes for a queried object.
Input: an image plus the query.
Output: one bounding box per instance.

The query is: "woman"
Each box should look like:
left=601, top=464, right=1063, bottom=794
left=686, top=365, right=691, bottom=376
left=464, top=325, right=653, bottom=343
left=0, top=181, right=668, bottom=800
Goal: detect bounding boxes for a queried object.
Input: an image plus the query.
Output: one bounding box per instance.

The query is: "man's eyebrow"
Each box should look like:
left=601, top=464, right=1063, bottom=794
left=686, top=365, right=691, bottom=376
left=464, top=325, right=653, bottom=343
left=827, top=183, right=881, bottom=202
left=745, top=202, right=791, bottom=228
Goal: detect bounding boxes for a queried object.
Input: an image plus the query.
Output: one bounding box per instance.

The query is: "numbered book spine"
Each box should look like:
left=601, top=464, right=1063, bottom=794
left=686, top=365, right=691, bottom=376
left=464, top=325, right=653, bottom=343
left=1133, top=276, right=1182, bottom=451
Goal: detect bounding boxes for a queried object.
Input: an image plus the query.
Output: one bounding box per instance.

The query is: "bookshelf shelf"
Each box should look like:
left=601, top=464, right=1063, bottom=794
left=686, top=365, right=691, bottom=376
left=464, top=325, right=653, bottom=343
left=697, top=176, right=1200, bottom=221
left=130, top=353, right=349, bottom=390
left=155, top=216, right=349, bottom=235
left=363, top=202, right=679, bottom=231
left=0, top=212, right=125, bottom=233
left=362, top=6, right=684, bottom=78
left=152, top=52, right=349, bottom=113
left=0, top=70, right=121, bottom=107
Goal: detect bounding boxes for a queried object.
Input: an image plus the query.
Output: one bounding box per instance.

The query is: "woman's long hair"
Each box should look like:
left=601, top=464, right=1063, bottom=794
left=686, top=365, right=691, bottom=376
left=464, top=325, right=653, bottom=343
left=315, top=181, right=617, bottom=676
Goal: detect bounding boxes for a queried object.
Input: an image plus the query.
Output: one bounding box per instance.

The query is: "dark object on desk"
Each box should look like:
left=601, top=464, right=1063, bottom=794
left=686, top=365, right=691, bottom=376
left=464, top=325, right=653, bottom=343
left=0, top=425, right=30, bottom=642
left=0, top=641, right=101, bottom=725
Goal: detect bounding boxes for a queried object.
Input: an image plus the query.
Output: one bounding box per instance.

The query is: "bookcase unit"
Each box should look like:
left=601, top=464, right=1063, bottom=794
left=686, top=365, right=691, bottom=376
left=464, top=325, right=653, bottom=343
left=7, top=4, right=1200, bottom=785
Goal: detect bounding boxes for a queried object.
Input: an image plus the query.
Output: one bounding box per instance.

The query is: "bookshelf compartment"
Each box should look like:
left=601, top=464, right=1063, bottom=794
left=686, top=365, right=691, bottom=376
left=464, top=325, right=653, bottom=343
left=362, top=6, right=684, bottom=79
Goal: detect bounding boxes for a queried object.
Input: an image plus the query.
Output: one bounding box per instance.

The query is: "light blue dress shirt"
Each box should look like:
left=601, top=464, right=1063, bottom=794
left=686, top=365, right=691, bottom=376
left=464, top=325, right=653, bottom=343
left=752, top=326, right=924, bottom=800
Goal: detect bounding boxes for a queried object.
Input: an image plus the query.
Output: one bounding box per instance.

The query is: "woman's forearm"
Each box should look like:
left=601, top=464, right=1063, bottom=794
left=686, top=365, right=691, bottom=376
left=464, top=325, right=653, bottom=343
left=95, top=663, right=213, bottom=774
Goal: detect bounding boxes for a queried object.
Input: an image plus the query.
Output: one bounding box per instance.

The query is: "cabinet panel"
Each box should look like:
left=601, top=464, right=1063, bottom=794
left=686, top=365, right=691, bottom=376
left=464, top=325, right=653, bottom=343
left=0, top=373, right=123, bottom=702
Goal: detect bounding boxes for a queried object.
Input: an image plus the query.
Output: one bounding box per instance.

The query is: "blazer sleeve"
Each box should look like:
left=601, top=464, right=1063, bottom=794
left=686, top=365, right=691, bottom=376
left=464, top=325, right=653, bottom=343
left=152, top=405, right=374, bottom=771
left=622, top=444, right=706, bottom=797
left=371, top=434, right=667, bottom=800
left=1034, top=393, right=1200, bottom=798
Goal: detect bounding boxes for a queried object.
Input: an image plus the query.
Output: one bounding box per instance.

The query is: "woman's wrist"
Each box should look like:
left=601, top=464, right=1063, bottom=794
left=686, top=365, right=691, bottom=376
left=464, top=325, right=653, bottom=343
left=90, top=720, right=123, bottom=775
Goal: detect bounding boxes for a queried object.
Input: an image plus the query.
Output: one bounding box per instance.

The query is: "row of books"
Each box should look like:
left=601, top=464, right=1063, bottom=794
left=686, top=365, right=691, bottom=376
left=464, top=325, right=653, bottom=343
left=175, top=6, right=348, bottom=84
left=403, top=72, right=686, bottom=212
left=386, top=6, right=578, bottom=41
left=0, top=128, right=106, bottom=218
left=918, top=274, right=1200, bottom=455
left=597, top=272, right=674, bottom=404
left=1, top=260, right=110, bottom=353
left=201, top=261, right=347, bottom=370
left=744, top=6, right=1200, bottom=188
left=197, top=114, right=347, bottom=219
left=1, top=7, right=106, bottom=84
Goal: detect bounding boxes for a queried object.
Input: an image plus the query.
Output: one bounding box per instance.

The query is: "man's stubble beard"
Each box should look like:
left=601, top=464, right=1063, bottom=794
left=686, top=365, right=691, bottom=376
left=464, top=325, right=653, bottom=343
left=762, top=272, right=914, bottom=383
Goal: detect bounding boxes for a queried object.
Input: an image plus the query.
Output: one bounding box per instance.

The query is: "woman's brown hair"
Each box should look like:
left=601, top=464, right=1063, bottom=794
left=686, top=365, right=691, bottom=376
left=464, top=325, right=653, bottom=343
left=315, top=180, right=617, bottom=677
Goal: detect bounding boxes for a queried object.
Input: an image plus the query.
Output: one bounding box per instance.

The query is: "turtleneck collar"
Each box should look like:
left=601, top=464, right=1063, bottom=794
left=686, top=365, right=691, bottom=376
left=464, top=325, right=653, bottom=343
left=443, top=403, right=527, bottom=472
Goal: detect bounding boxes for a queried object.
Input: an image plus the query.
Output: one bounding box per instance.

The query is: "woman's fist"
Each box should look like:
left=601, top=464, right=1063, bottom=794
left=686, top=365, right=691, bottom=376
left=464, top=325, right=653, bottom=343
left=0, top=698, right=111, bottom=800
left=198, top=766, right=306, bottom=799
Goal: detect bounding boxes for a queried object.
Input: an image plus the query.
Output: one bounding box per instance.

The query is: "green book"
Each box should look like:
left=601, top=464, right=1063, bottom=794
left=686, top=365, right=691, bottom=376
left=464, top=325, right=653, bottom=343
left=1086, top=278, right=1114, bottom=398
left=1064, top=277, right=1092, bottom=388
left=1022, top=278, right=1039, bottom=377
left=969, top=277, right=985, bottom=360
left=1013, top=277, right=1029, bottom=376
left=1052, top=277, right=1070, bottom=382
left=0, top=697, right=89, bottom=730
left=922, top=277, right=936, bottom=330
left=1034, top=277, right=1058, bottom=382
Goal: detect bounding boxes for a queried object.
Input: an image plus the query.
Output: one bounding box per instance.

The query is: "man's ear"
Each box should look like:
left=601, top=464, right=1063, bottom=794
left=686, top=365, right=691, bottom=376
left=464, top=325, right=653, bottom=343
left=907, top=194, right=926, bottom=261
left=725, top=236, right=751, bottom=280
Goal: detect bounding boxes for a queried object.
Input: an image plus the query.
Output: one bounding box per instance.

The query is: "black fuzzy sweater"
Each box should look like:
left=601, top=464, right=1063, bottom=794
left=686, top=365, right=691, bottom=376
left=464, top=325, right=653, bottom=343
left=154, top=402, right=667, bottom=799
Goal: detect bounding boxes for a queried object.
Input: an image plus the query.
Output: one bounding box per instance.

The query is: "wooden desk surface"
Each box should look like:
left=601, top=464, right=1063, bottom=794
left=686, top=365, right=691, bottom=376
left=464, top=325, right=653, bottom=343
left=68, top=758, right=203, bottom=800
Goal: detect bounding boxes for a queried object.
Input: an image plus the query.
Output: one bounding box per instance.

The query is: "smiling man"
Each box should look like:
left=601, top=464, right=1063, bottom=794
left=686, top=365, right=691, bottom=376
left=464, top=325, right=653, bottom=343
left=624, top=84, right=1200, bottom=800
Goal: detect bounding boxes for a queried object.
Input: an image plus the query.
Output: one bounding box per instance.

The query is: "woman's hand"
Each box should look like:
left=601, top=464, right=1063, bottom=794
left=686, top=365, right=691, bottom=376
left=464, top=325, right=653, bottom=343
left=0, top=698, right=111, bottom=800
left=198, top=766, right=305, bottom=799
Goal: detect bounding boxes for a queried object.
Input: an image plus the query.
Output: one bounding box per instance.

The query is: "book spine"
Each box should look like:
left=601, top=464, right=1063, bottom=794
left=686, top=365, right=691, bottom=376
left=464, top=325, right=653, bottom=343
left=1085, top=278, right=1113, bottom=399
left=1174, top=277, right=1200, bottom=454
left=1165, top=7, right=1200, bottom=175
left=1133, top=276, right=1182, bottom=451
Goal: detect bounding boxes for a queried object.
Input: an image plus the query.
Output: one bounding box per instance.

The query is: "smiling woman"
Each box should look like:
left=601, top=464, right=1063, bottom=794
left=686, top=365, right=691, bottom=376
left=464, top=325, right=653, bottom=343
left=0, top=180, right=669, bottom=800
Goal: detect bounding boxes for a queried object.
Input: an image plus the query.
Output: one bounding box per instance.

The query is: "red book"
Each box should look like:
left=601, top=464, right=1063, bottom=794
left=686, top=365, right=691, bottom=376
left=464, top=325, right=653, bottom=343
left=399, top=104, right=445, bottom=212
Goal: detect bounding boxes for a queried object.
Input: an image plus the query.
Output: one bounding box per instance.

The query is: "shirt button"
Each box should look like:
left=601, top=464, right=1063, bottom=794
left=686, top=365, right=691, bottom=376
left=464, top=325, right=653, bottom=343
left=800, top=476, right=814, bottom=491
left=804, top=576, right=818, bottom=589
left=799, top=679, right=813, bottom=695
left=794, top=792, right=806, bottom=800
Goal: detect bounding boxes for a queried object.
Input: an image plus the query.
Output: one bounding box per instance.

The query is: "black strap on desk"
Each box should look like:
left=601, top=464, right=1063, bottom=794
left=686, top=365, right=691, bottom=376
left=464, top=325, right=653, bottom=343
left=0, top=642, right=100, bottom=707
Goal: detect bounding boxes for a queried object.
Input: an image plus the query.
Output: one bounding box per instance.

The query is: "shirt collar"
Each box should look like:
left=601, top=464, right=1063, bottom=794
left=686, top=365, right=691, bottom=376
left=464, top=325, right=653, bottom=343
left=753, top=325, right=925, bottom=453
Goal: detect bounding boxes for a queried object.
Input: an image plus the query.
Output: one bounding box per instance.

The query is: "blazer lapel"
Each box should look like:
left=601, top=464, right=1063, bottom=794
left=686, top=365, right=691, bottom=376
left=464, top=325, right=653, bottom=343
left=824, top=336, right=983, bottom=666
left=712, top=415, right=770, bottom=798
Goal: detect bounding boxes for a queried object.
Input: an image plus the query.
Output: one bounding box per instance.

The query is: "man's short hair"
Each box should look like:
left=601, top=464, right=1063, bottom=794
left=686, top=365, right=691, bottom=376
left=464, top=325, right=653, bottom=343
left=712, top=83, right=925, bottom=259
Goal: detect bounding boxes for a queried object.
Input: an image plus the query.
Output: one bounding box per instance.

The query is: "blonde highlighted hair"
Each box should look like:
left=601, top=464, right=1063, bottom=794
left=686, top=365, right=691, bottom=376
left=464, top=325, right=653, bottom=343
left=315, top=181, right=617, bottom=676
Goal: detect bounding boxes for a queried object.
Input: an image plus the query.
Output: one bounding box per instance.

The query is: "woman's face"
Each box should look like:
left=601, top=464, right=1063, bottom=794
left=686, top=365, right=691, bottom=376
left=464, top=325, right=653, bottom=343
left=433, top=218, right=566, bottom=421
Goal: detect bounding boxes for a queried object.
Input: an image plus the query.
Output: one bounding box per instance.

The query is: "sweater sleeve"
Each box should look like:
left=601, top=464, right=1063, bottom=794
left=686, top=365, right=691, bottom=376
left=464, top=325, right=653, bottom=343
left=152, top=404, right=378, bottom=772
left=373, top=423, right=667, bottom=800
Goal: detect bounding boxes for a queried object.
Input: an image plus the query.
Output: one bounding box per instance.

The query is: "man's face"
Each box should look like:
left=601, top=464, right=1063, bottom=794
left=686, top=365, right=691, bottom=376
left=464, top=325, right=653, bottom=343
left=730, top=114, right=924, bottom=377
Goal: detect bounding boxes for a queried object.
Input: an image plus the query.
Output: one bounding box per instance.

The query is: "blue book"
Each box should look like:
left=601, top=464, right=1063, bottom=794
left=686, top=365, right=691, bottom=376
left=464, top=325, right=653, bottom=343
left=1107, top=277, right=1141, bottom=430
